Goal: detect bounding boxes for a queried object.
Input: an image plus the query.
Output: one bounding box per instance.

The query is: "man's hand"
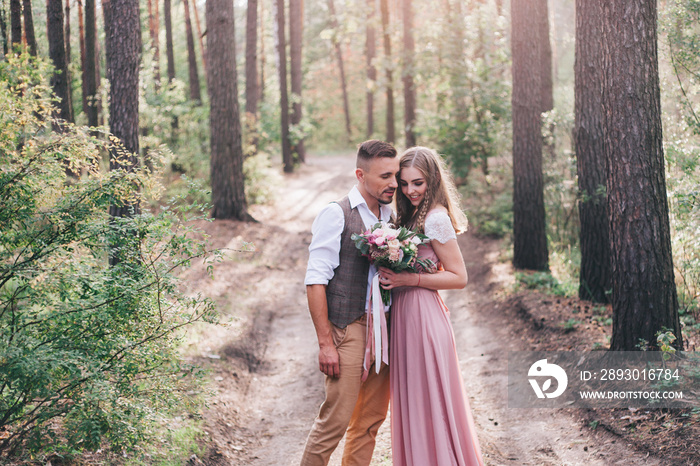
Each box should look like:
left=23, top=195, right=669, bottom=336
left=319, top=343, right=340, bottom=378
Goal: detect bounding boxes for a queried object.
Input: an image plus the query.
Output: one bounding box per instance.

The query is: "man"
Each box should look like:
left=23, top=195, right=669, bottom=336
left=301, top=140, right=399, bottom=466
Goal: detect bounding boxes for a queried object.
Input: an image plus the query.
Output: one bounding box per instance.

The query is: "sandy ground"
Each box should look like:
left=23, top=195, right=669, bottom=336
left=183, top=153, right=666, bottom=466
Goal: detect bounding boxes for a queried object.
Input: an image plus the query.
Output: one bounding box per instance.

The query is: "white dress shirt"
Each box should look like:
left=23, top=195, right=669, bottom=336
left=305, top=186, right=394, bottom=307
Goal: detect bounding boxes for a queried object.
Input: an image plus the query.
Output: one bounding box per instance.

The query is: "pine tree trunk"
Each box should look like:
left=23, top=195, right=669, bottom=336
left=47, top=0, right=74, bottom=123
left=102, top=0, right=111, bottom=76
left=64, top=0, right=70, bottom=62
left=289, top=0, right=304, bottom=162
left=602, top=0, right=682, bottom=350
left=84, top=0, right=98, bottom=128
left=328, top=0, right=352, bottom=142
left=380, top=0, right=394, bottom=143
left=0, top=6, right=8, bottom=57
left=259, top=0, right=266, bottom=103
left=274, top=0, right=293, bottom=172
left=10, top=0, right=21, bottom=49
left=107, top=0, right=140, bottom=226
left=192, top=0, right=206, bottom=80
left=207, top=0, right=251, bottom=221
left=245, top=0, right=259, bottom=154
left=402, top=0, right=416, bottom=147
left=183, top=0, right=201, bottom=102
left=164, top=0, right=175, bottom=82
left=538, top=0, right=553, bottom=113
left=22, top=0, right=36, bottom=55
left=574, top=0, right=610, bottom=304
left=511, top=0, right=548, bottom=271
left=365, top=0, right=376, bottom=138
left=147, top=0, right=160, bottom=85
left=77, top=0, right=87, bottom=114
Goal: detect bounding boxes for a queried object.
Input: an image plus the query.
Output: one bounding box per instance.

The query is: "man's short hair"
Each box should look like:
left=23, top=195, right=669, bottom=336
left=356, top=140, right=397, bottom=170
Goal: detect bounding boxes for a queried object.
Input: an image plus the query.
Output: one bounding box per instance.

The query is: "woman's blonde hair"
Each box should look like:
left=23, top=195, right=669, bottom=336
left=396, top=146, right=468, bottom=234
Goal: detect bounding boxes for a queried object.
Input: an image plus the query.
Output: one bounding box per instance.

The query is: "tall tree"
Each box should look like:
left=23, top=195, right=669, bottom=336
left=0, top=6, right=8, bottom=57
left=164, top=0, right=175, bottom=82
left=22, top=0, right=36, bottom=55
left=64, top=0, right=70, bottom=62
left=47, top=0, right=74, bottom=123
left=289, top=0, right=304, bottom=162
left=328, top=0, right=352, bottom=142
left=77, top=0, right=87, bottom=114
left=183, top=0, right=201, bottom=102
left=402, top=0, right=416, bottom=147
left=538, top=0, right=553, bottom=113
left=106, top=0, right=140, bottom=226
left=101, top=0, right=111, bottom=75
left=207, top=0, right=251, bottom=220
left=147, top=0, right=160, bottom=85
left=191, top=0, right=206, bottom=80
left=365, top=0, right=376, bottom=138
left=574, top=0, right=610, bottom=303
left=380, top=0, right=394, bottom=143
left=259, top=0, right=266, bottom=102
left=84, top=0, right=99, bottom=127
left=601, top=0, right=682, bottom=350
left=511, top=0, right=548, bottom=271
left=10, top=0, right=21, bottom=49
left=274, top=0, right=292, bottom=172
left=245, top=0, right=259, bottom=154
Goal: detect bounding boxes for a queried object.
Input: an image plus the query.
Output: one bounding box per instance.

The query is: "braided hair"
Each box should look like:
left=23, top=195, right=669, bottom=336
left=396, top=146, right=468, bottom=234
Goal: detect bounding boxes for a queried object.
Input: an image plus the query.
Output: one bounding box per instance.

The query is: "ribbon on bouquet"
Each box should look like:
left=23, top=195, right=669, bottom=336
left=361, top=272, right=390, bottom=382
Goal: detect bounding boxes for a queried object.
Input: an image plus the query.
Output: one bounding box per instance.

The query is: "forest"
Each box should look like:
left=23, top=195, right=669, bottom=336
left=1, top=0, right=700, bottom=463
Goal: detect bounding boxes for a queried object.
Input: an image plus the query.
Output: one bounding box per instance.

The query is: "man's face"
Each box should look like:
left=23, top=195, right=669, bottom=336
left=358, top=156, right=400, bottom=205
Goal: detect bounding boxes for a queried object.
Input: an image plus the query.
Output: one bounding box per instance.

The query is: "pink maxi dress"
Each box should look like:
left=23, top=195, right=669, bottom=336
left=390, top=211, right=483, bottom=466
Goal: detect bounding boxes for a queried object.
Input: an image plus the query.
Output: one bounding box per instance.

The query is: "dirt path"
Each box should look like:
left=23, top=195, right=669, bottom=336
left=186, top=153, right=665, bottom=465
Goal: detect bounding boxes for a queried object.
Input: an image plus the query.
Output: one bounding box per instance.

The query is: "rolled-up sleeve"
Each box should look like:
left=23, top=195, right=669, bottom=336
left=304, top=203, right=344, bottom=285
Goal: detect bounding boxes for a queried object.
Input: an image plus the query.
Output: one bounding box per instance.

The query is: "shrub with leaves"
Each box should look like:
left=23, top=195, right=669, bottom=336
left=0, top=54, right=218, bottom=456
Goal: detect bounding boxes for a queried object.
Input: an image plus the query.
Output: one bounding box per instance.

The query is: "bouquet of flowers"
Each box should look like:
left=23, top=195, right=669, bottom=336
left=351, top=222, right=434, bottom=305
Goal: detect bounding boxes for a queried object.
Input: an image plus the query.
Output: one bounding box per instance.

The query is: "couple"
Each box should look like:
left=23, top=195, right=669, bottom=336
left=301, top=140, right=483, bottom=466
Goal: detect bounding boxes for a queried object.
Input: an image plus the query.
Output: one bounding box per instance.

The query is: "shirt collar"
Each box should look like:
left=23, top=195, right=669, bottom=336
left=349, top=186, right=393, bottom=223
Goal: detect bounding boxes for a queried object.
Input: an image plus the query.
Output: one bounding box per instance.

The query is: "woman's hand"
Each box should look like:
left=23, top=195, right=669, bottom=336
left=378, top=267, right=420, bottom=290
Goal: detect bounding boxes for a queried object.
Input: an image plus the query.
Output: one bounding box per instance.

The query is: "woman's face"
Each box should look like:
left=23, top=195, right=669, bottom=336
left=400, top=166, right=427, bottom=207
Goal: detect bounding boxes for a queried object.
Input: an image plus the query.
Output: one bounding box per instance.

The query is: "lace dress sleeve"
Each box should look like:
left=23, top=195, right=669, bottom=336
left=424, top=211, right=457, bottom=244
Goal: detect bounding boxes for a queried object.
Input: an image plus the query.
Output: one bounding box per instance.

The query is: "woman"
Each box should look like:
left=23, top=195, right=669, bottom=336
left=379, top=146, right=483, bottom=466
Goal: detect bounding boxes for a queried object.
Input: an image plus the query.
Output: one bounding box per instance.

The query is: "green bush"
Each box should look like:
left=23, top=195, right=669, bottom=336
left=0, top=54, right=218, bottom=456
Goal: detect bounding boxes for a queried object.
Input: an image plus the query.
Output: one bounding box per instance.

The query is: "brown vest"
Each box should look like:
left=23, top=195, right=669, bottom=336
left=326, top=197, right=371, bottom=328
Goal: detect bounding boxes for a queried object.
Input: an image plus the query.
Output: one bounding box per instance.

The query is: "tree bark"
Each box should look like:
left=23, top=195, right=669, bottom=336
left=183, top=0, right=201, bottom=102
left=47, top=0, right=74, bottom=123
left=101, top=0, right=111, bottom=77
left=164, top=0, right=175, bottom=82
left=192, top=0, right=206, bottom=80
left=365, top=0, right=376, bottom=138
left=380, top=0, right=394, bottom=143
left=574, top=0, right=610, bottom=304
left=289, top=0, right=304, bottom=162
left=538, top=0, right=553, bottom=113
left=0, top=6, right=8, bottom=57
left=274, top=0, right=293, bottom=172
left=207, top=0, right=251, bottom=221
left=511, top=0, right=548, bottom=271
left=64, top=0, right=70, bottom=63
left=245, top=0, right=259, bottom=154
left=22, top=0, right=36, bottom=55
left=259, top=0, right=266, bottom=103
left=402, top=0, right=416, bottom=147
left=10, top=0, right=21, bottom=49
left=84, top=0, right=98, bottom=128
left=328, top=0, right=352, bottom=142
left=147, top=0, right=160, bottom=85
left=77, top=0, right=87, bottom=114
left=602, top=0, right=682, bottom=350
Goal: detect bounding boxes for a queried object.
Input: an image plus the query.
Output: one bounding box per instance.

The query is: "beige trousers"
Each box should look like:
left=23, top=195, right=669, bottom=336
left=300, top=315, right=390, bottom=466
